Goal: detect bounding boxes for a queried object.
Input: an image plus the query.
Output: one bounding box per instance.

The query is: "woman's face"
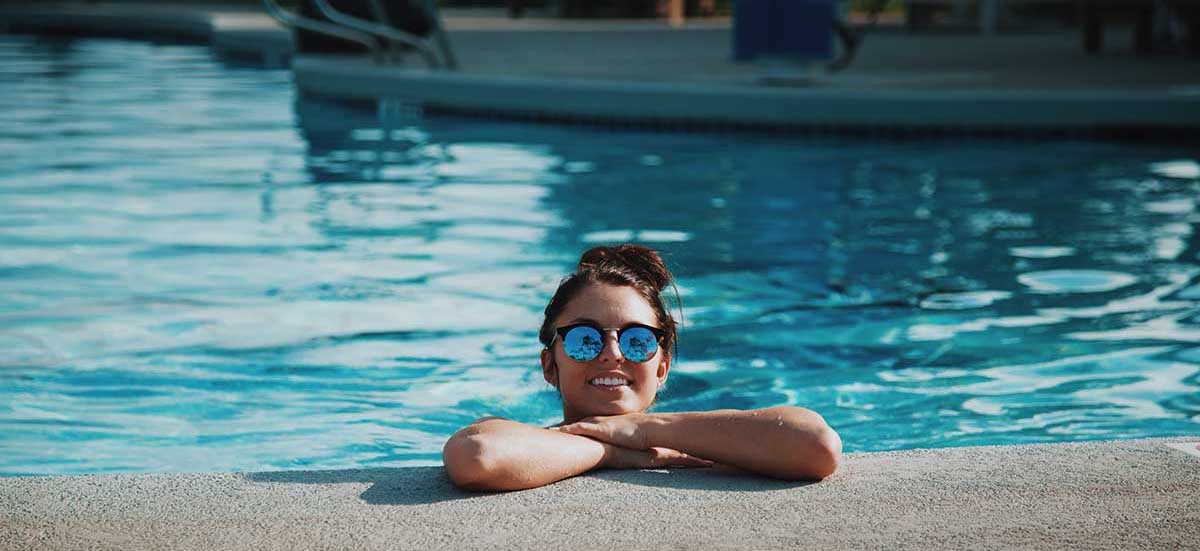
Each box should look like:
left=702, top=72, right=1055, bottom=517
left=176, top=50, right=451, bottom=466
left=541, top=283, right=670, bottom=423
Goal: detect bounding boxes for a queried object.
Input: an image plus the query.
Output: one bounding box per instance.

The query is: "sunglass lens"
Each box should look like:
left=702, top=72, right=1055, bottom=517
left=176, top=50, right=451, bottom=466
left=619, top=327, right=658, bottom=362
left=563, top=326, right=603, bottom=361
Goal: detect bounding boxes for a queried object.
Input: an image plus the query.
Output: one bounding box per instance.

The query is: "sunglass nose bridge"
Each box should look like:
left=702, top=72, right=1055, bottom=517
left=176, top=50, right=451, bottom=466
left=598, top=332, right=624, bottom=360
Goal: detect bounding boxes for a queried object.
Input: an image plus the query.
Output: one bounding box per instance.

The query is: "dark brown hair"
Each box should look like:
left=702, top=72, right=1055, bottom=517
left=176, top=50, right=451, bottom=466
left=539, top=244, right=679, bottom=357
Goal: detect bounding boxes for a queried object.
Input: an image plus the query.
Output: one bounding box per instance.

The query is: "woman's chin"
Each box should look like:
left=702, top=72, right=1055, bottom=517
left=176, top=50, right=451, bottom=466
left=572, top=398, right=640, bottom=418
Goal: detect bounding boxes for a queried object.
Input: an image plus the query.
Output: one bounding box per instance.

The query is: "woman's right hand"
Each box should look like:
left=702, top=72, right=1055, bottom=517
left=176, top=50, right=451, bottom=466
left=601, top=443, right=713, bottom=470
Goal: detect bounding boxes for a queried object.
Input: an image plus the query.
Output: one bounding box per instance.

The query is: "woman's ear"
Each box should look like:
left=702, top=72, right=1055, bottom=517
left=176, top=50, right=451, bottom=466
left=656, top=352, right=670, bottom=387
left=540, top=348, right=558, bottom=387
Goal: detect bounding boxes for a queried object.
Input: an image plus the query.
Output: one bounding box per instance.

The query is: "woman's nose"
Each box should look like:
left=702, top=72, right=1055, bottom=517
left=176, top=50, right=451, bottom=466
left=596, top=331, right=623, bottom=362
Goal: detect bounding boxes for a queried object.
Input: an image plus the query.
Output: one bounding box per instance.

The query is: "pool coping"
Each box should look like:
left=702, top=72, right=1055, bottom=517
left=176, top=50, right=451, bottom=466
left=5, top=3, right=1200, bottom=135
left=2, top=436, right=1198, bottom=550
left=292, top=54, right=1200, bottom=133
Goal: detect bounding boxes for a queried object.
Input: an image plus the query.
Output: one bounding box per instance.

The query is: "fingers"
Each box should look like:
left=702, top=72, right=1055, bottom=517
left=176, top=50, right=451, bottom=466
left=648, top=447, right=714, bottom=469
left=549, top=422, right=603, bottom=439
left=603, top=445, right=714, bottom=470
left=600, top=443, right=648, bottom=469
left=676, top=456, right=710, bottom=468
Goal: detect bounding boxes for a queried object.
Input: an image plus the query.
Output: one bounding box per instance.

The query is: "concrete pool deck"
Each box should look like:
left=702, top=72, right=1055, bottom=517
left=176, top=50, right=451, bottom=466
left=3, top=2, right=1200, bottom=134
left=2, top=436, right=1198, bottom=550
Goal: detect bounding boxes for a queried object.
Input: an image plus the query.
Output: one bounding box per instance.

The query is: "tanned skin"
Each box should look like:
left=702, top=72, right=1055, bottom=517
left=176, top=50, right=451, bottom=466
left=443, top=283, right=841, bottom=491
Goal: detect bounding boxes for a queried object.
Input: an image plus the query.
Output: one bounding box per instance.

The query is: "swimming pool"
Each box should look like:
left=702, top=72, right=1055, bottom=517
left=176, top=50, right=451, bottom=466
left=2, top=36, right=1198, bottom=476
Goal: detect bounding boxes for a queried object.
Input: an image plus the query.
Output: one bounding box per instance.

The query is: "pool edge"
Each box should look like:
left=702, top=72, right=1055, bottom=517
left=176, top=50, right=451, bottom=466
left=2, top=435, right=1197, bottom=549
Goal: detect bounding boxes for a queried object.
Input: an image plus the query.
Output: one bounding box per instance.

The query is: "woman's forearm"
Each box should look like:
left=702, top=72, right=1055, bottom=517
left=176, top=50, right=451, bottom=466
left=646, top=406, right=841, bottom=480
left=443, top=418, right=607, bottom=491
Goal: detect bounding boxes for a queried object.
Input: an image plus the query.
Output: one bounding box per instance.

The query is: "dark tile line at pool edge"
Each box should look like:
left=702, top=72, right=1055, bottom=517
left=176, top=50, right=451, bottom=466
left=414, top=102, right=1200, bottom=143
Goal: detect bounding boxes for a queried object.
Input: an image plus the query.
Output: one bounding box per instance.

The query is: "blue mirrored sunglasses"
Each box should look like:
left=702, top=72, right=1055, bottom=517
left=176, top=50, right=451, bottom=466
left=551, top=323, right=666, bottom=363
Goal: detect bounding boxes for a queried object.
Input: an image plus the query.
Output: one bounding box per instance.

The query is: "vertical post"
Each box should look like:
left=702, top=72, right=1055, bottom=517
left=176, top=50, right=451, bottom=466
left=668, top=0, right=685, bottom=27
left=420, top=0, right=457, bottom=69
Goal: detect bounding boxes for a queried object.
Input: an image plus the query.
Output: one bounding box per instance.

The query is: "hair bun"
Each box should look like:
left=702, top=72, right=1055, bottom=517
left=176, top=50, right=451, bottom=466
left=578, top=244, right=672, bottom=292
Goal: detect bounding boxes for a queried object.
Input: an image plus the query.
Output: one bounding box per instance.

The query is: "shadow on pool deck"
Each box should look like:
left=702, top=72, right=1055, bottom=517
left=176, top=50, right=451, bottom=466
left=242, top=464, right=812, bottom=506
left=244, top=467, right=476, bottom=506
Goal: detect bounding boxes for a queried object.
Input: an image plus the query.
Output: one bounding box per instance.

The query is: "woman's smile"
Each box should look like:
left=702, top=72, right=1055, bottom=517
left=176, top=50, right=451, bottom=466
left=587, top=373, right=632, bottom=389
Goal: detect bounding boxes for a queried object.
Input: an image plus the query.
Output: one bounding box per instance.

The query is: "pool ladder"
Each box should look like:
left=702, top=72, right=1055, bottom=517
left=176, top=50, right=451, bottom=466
left=261, top=0, right=457, bottom=69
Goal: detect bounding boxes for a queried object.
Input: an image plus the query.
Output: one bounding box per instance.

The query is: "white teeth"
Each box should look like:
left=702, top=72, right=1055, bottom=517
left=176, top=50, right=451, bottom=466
left=589, top=377, right=628, bottom=387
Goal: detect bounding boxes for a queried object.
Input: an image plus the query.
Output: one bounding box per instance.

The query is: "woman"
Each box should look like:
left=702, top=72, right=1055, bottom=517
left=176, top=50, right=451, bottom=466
left=443, top=244, right=841, bottom=491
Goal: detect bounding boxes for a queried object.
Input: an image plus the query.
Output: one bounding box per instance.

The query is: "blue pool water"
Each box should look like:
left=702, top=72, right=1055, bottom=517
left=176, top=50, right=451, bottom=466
left=2, top=36, right=1199, bottom=476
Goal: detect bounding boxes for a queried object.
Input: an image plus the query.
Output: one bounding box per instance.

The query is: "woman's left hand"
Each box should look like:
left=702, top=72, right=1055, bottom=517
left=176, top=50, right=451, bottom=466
left=549, top=413, right=658, bottom=450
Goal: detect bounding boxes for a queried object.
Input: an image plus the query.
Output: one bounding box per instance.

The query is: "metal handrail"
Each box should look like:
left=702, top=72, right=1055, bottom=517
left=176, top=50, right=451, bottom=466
left=261, top=0, right=381, bottom=60
left=312, top=0, right=442, bottom=68
left=418, top=0, right=457, bottom=70
left=366, top=0, right=457, bottom=70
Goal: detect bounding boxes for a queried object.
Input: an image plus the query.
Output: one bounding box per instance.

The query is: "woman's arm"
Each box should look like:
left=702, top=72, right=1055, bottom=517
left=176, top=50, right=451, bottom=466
left=442, top=417, right=711, bottom=491
left=553, top=406, right=841, bottom=481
